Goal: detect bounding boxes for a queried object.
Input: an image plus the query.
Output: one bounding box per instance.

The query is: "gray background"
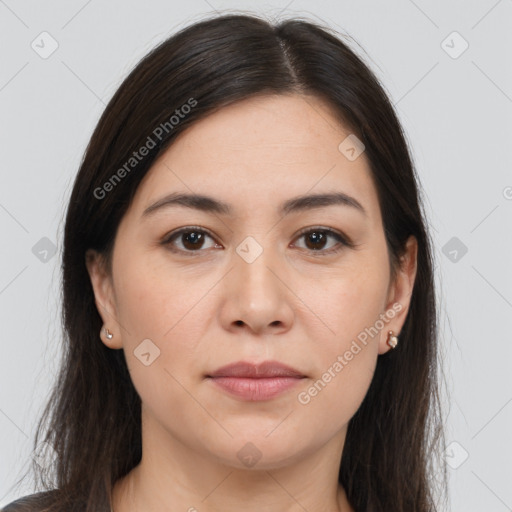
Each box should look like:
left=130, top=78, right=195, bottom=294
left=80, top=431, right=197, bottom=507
left=1, top=0, right=511, bottom=510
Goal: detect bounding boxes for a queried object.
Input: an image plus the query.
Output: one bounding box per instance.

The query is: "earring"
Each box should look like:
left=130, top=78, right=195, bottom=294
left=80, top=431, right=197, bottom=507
left=386, top=330, right=398, bottom=349
left=103, top=327, right=113, bottom=340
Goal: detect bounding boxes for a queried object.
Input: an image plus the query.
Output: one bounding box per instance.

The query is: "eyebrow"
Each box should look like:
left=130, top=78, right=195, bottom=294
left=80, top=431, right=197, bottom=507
left=142, top=191, right=367, bottom=219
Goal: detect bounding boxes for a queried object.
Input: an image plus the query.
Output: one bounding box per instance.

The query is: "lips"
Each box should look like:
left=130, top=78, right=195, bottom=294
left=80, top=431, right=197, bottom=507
left=206, top=360, right=305, bottom=379
left=206, top=361, right=306, bottom=401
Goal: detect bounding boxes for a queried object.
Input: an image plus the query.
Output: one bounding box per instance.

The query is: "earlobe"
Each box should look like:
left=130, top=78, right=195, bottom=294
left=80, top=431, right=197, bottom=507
left=85, top=249, right=123, bottom=349
left=378, top=236, right=418, bottom=355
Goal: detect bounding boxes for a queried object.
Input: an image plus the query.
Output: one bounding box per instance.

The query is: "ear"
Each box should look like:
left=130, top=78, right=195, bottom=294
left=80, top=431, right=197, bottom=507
left=378, top=235, right=418, bottom=355
left=85, top=248, right=123, bottom=349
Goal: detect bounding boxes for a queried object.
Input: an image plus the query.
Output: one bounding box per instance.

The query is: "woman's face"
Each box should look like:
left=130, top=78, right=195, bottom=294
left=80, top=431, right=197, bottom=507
left=87, top=93, right=417, bottom=471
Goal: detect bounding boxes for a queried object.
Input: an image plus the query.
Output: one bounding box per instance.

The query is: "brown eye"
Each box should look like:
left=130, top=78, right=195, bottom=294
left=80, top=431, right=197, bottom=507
left=162, top=225, right=352, bottom=257
left=177, top=231, right=207, bottom=250
left=292, top=228, right=352, bottom=255
left=163, top=227, right=220, bottom=254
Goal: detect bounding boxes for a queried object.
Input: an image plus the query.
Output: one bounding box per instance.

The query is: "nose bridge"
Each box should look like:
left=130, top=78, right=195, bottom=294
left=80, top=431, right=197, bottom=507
left=218, top=232, right=294, bottom=334
left=219, top=225, right=294, bottom=335
left=234, top=234, right=281, bottom=300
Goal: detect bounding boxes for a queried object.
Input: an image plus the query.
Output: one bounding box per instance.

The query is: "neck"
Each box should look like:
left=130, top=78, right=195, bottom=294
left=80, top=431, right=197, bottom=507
left=112, top=412, right=354, bottom=512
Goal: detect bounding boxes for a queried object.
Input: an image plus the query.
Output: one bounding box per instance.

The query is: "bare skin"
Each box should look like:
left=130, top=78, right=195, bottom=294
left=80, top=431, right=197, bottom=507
left=86, top=93, right=417, bottom=512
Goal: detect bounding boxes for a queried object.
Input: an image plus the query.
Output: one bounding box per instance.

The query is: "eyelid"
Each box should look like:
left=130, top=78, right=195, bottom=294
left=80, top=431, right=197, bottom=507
left=162, top=225, right=355, bottom=256
left=162, top=225, right=219, bottom=252
left=293, top=225, right=355, bottom=249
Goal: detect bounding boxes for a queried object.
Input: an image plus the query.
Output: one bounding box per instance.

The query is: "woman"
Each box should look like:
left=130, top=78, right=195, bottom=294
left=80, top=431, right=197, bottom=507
left=3, top=12, right=447, bottom=512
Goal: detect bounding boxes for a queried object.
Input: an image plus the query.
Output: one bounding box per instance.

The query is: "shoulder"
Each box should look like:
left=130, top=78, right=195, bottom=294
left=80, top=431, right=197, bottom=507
left=1, top=490, right=60, bottom=512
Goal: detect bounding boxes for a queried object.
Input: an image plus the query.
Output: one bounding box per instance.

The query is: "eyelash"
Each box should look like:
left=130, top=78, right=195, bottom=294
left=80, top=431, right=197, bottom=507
left=161, top=225, right=354, bottom=257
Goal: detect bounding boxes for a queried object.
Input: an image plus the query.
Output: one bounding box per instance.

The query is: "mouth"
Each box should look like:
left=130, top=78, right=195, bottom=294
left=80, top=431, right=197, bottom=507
left=205, top=360, right=306, bottom=401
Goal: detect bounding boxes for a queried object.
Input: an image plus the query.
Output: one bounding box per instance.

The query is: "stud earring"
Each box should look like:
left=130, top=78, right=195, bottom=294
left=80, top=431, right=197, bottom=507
left=386, top=330, right=398, bottom=349
left=103, top=327, right=113, bottom=340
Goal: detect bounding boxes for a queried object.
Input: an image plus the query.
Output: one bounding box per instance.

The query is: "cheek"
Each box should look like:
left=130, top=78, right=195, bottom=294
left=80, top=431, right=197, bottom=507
left=112, top=253, right=216, bottom=386
left=114, top=251, right=207, bottom=341
left=292, top=251, right=389, bottom=414
left=295, top=344, right=377, bottom=445
left=112, top=266, right=203, bottom=415
left=297, top=254, right=390, bottom=347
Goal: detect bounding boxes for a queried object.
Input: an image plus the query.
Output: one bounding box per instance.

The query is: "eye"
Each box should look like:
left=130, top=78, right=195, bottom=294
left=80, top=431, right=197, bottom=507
left=162, top=226, right=354, bottom=256
left=162, top=226, right=220, bottom=255
left=291, top=227, right=353, bottom=255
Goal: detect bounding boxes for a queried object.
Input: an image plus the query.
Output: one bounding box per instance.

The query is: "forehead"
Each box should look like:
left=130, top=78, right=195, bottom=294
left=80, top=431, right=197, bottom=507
left=129, top=93, right=380, bottom=222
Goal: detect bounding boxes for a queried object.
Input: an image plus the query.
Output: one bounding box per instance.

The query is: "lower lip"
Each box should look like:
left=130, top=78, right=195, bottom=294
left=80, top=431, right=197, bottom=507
left=207, top=376, right=303, bottom=401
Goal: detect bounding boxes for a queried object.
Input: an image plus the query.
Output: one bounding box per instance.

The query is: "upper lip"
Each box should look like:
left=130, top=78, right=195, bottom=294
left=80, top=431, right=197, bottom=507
left=207, top=360, right=305, bottom=379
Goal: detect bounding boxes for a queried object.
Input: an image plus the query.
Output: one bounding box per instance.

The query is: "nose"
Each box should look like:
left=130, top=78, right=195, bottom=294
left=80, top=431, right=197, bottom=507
left=218, top=240, right=294, bottom=336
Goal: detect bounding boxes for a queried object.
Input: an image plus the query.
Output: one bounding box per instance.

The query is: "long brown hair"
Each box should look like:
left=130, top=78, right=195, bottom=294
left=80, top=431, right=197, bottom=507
left=6, top=12, right=448, bottom=512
